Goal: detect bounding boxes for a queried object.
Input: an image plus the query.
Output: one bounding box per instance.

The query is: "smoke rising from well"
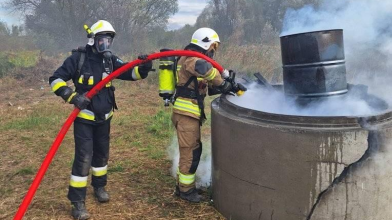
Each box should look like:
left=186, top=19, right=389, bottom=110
left=167, top=135, right=212, bottom=188
left=229, top=83, right=382, bottom=116
left=281, top=0, right=392, bottom=105
left=230, top=0, right=392, bottom=116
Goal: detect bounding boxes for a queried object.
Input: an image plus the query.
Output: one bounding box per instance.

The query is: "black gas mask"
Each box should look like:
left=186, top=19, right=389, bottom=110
left=94, top=34, right=114, bottom=59
left=206, top=49, right=215, bottom=58
left=205, top=42, right=219, bottom=58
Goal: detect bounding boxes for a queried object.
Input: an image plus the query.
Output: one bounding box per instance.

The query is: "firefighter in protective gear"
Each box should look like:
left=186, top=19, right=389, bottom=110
left=172, top=27, right=247, bottom=203
left=49, top=20, right=153, bottom=220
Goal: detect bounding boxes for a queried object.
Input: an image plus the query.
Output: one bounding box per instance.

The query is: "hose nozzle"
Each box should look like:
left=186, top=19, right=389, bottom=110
left=236, top=90, right=245, bottom=96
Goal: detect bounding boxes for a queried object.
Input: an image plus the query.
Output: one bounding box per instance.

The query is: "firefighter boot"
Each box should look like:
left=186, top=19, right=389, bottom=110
left=94, top=187, right=110, bottom=203
left=179, top=188, right=202, bottom=203
left=71, top=201, right=90, bottom=220
left=174, top=185, right=180, bottom=196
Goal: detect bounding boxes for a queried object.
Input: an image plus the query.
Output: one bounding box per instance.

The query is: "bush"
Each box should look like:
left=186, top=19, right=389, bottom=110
left=0, top=53, right=15, bottom=78
left=0, top=50, right=40, bottom=78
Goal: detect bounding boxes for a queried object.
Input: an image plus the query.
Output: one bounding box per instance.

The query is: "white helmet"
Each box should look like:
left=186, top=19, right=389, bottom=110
left=87, top=20, right=116, bottom=46
left=190, top=27, right=220, bottom=51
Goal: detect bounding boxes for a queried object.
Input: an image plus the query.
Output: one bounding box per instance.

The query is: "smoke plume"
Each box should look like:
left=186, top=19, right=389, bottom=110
left=281, top=0, right=392, bottom=105
left=167, top=135, right=212, bottom=188
left=230, top=0, right=392, bottom=116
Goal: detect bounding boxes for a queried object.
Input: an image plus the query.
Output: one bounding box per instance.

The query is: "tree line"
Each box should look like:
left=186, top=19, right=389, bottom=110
left=5, top=0, right=178, bottom=53
left=3, top=0, right=321, bottom=54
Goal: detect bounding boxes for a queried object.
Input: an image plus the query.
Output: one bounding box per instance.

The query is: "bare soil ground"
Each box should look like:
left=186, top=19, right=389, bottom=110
left=0, top=59, right=225, bottom=220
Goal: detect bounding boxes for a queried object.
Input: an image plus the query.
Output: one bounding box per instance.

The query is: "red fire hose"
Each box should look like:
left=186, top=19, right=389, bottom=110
left=13, top=50, right=224, bottom=220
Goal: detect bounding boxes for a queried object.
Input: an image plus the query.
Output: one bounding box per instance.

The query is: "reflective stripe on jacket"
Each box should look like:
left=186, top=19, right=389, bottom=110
left=173, top=55, right=224, bottom=119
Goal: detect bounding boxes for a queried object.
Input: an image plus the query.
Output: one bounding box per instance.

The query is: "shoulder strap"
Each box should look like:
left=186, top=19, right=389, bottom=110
left=72, top=46, right=86, bottom=75
left=77, top=52, right=85, bottom=75
left=77, top=47, right=86, bottom=75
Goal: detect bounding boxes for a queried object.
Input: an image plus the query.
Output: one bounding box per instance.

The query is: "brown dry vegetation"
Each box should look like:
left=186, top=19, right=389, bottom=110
left=0, top=43, right=282, bottom=219
left=0, top=58, right=224, bottom=220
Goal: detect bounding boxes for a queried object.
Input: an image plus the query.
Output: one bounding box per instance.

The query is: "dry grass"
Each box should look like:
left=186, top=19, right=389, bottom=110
left=0, top=60, right=225, bottom=220
left=216, top=43, right=283, bottom=83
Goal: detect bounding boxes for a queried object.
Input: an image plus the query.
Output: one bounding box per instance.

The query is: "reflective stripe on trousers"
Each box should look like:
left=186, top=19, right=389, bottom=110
left=68, top=120, right=110, bottom=202
left=177, top=168, right=195, bottom=185
left=173, top=98, right=201, bottom=116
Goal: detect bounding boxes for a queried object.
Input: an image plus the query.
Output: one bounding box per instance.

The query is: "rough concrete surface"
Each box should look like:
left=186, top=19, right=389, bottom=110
left=211, top=97, right=392, bottom=220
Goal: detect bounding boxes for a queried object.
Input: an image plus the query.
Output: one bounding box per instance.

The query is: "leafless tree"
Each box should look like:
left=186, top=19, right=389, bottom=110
left=6, top=0, right=178, bottom=53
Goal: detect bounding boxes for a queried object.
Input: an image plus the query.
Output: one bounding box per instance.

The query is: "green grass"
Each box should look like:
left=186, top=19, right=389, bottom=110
left=0, top=50, right=40, bottom=78
left=138, top=144, right=166, bottom=160
left=108, top=162, right=125, bottom=173
left=1, top=115, right=53, bottom=131
left=14, top=167, right=35, bottom=176
left=147, top=109, right=173, bottom=138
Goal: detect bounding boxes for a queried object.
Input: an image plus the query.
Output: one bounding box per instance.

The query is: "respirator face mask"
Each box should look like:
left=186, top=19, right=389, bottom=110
left=95, top=34, right=114, bottom=58
left=206, top=41, right=219, bottom=58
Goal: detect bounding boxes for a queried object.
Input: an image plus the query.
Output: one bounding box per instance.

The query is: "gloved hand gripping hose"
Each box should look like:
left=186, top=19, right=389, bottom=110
left=13, top=50, right=243, bottom=220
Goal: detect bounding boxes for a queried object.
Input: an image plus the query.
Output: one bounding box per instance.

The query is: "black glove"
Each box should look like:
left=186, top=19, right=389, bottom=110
left=138, top=54, right=149, bottom=60
left=218, top=79, right=234, bottom=94
left=208, top=86, right=222, bottom=96
left=232, top=83, right=247, bottom=93
left=69, top=93, right=91, bottom=110
left=138, top=54, right=153, bottom=74
left=138, top=62, right=153, bottom=80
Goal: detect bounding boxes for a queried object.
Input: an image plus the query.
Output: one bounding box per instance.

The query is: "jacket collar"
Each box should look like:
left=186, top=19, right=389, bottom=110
left=86, top=45, right=103, bottom=63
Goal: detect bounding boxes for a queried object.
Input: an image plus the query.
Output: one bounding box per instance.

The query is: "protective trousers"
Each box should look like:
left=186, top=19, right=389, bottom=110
left=172, top=113, right=202, bottom=192
left=68, top=120, right=110, bottom=202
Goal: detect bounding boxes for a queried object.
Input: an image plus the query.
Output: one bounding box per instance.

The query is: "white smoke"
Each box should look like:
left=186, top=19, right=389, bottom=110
left=230, top=0, right=392, bottom=116
left=229, top=83, right=381, bottom=116
left=281, top=0, right=392, bottom=105
left=167, top=134, right=212, bottom=188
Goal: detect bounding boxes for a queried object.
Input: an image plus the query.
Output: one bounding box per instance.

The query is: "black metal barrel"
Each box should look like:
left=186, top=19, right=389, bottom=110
left=280, top=29, right=348, bottom=97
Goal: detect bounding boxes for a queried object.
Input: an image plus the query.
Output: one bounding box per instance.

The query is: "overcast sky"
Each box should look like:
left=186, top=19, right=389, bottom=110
left=168, top=0, right=209, bottom=30
left=0, top=7, right=22, bottom=26
left=0, top=0, right=209, bottom=29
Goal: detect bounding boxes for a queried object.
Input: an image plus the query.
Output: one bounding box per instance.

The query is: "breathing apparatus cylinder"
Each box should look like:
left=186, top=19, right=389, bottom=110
left=158, top=48, right=177, bottom=106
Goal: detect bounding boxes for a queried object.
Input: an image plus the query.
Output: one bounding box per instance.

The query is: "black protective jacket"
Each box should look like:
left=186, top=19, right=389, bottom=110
left=49, top=45, right=147, bottom=124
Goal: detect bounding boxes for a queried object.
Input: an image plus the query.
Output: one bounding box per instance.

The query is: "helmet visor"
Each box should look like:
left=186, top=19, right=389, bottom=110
left=95, top=35, right=114, bottom=53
